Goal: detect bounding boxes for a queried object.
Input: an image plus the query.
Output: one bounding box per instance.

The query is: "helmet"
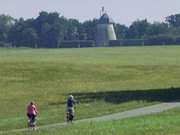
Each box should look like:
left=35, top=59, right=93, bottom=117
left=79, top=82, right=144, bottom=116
left=69, top=95, right=74, bottom=99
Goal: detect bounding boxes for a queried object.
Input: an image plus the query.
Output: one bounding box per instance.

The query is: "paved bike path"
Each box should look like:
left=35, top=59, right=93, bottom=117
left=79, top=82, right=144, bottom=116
left=1, top=102, right=180, bottom=134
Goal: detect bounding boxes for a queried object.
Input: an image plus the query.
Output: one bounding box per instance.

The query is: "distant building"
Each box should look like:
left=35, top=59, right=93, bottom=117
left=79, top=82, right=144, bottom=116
left=95, top=7, right=117, bottom=46
left=61, top=8, right=117, bottom=48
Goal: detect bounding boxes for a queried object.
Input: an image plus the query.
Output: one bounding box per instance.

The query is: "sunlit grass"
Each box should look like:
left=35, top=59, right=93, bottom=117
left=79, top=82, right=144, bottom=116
left=9, top=108, right=180, bottom=135
left=0, top=46, right=180, bottom=130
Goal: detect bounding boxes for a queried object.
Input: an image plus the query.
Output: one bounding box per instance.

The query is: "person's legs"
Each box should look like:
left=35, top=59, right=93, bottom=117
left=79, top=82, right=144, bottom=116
left=27, top=114, right=36, bottom=126
left=31, top=114, right=36, bottom=123
left=67, top=108, right=75, bottom=122
left=66, top=112, right=70, bottom=122
left=69, top=114, right=74, bottom=122
left=27, top=114, right=30, bottom=127
left=27, top=113, right=31, bottom=119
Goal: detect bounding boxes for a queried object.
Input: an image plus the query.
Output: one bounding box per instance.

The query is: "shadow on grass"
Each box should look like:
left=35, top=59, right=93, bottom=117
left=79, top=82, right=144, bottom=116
left=68, top=87, right=180, bottom=104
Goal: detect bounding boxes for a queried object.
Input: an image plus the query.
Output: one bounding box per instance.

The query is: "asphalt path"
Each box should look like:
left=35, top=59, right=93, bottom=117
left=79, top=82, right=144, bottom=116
left=1, top=102, right=180, bottom=134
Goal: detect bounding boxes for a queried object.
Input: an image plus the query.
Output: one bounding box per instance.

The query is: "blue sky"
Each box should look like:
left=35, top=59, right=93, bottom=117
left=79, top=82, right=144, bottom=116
left=1, top=0, right=180, bottom=25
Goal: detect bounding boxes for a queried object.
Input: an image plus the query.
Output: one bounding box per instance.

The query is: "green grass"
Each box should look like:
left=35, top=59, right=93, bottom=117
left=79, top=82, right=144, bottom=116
left=1, top=46, right=180, bottom=131
left=7, top=108, right=180, bottom=135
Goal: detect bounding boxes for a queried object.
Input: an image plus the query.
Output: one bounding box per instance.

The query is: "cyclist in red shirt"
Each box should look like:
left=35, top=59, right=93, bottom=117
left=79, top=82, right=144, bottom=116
left=27, top=101, right=38, bottom=128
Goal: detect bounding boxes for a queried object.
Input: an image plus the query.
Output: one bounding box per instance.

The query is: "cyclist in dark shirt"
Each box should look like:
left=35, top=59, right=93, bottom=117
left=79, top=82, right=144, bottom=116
left=67, top=95, right=76, bottom=107
left=67, top=95, right=76, bottom=122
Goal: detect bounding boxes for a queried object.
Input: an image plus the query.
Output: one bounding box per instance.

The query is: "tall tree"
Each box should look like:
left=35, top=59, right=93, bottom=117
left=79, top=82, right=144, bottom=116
left=21, top=28, right=38, bottom=48
left=0, top=14, right=14, bottom=42
left=146, top=22, right=169, bottom=37
left=64, top=19, right=80, bottom=40
left=114, top=24, right=128, bottom=39
left=81, top=19, right=97, bottom=40
left=35, top=11, right=66, bottom=48
left=127, top=19, right=150, bottom=39
left=166, top=14, right=180, bottom=27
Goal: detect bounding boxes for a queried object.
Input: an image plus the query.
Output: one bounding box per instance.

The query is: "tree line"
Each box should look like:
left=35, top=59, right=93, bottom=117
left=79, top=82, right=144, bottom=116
left=1, top=11, right=180, bottom=48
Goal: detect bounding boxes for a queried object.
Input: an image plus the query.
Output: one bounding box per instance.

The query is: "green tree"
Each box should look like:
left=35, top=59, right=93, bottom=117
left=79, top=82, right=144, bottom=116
left=8, top=18, right=39, bottom=47
left=114, top=24, right=128, bottom=39
left=127, top=19, right=150, bottom=39
left=21, top=28, right=38, bottom=48
left=35, top=11, right=66, bottom=48
left=82, top=19, right=97, bottom=40
left=0, top=14, right=14, bottom=42
left=166, top=14, right=180, bottom=27
left=64, top=19, right=80, bottom=40
left=146, top=22, right=169, bottom=36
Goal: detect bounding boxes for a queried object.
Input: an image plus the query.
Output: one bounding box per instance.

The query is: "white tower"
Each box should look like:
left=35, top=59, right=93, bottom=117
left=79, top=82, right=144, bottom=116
left=96, top=7, right=117, bottom=46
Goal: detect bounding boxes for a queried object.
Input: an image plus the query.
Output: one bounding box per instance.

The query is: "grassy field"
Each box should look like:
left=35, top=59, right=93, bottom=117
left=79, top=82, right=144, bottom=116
left=1, top=46, right=180, bottom=131
left=8, top=108, right=180, bottom=135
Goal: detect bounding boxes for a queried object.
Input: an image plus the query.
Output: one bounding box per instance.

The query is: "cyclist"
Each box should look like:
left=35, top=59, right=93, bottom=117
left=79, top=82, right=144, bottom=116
left=27, top=101, right=38, bottom=129
left=66, top=95, right=76, bottom=122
